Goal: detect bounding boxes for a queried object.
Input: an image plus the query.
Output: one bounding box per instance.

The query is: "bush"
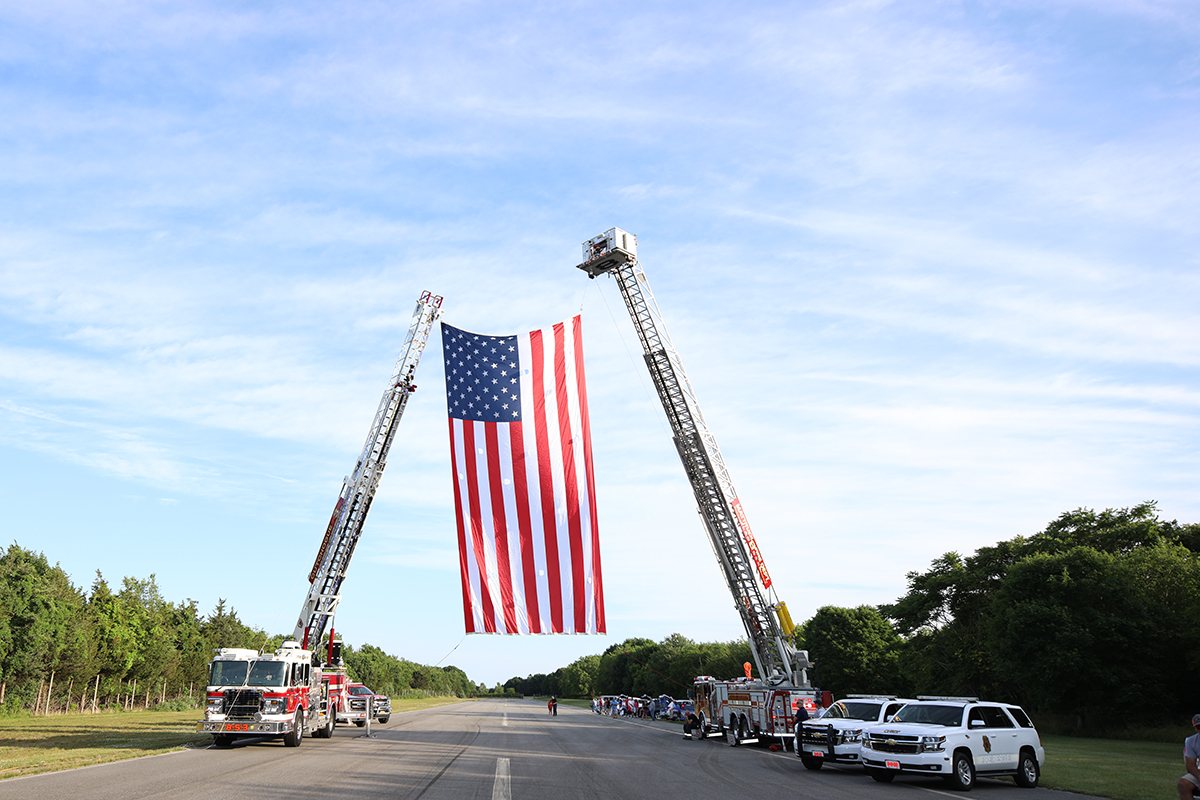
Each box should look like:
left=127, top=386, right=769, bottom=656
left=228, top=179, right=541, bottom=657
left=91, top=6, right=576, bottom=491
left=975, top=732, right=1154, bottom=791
left=154, top=696, right=198, bottom=712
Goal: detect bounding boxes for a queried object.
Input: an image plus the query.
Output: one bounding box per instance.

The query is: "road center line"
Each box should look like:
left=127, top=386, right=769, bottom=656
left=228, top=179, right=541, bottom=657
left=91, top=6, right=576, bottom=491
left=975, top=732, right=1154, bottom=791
left=492, top=757, right=511, bottom=800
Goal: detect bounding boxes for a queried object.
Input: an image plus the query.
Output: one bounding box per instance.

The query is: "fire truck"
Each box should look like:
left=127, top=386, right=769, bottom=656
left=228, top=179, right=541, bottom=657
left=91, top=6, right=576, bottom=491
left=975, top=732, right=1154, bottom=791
left=693, top=676, right=821, bottom=746
left=577, top=232, right=817, bottom=746
left=197, top=292, right=443, bottom=746
left=198, top=643, right=333, bottom=746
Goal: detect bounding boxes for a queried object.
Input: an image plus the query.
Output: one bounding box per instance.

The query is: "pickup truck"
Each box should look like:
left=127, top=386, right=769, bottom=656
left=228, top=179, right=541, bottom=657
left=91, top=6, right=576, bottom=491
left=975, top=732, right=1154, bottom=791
left=340, top=683, right=391, bottom=726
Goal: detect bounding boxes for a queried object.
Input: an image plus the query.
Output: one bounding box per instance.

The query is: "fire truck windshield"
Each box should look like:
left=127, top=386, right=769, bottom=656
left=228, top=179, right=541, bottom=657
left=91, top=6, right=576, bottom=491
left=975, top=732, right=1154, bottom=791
left=210, top=660, right=249, bottom=687
left=246, top=661, right=288, bottom=687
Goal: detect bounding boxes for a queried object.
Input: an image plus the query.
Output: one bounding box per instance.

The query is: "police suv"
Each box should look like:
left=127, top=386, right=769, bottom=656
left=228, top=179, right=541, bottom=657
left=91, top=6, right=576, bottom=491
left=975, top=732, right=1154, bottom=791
left=795, top=695, right=914, bottom=770
left=860, top=696, right=1044, bottom=790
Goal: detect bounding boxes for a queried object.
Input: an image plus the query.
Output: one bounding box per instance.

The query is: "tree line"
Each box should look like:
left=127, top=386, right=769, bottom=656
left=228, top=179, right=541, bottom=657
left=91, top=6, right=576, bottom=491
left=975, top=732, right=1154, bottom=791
left=505, top=503, right=1199, bottom=727
left=0, top=543, right=476, bottom=714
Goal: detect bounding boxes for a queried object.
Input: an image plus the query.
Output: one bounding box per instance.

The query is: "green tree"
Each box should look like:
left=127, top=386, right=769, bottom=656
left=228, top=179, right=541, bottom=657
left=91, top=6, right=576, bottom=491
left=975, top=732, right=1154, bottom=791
left=560, top=654, right=600, bottom=697
left=801, top=606, right=903, bottom=699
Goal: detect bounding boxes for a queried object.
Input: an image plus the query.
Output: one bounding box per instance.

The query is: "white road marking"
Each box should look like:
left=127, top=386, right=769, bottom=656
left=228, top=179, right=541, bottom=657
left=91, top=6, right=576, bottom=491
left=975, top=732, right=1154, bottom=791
left=502, top=711, right=508, bottom=727
left=904, top=782, right=968, bottom=799
left=492, top=757, right=511, bottom=800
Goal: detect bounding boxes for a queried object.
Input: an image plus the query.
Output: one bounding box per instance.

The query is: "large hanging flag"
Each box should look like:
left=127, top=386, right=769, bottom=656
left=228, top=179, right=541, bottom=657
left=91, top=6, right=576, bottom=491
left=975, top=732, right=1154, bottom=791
left=442, top=316, right=605, bottom=634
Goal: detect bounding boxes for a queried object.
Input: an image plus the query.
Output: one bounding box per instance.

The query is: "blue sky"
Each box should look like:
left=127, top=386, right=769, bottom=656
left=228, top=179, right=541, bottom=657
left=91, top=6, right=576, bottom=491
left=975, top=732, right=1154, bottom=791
left=1, top=0, right=1197, bottom=688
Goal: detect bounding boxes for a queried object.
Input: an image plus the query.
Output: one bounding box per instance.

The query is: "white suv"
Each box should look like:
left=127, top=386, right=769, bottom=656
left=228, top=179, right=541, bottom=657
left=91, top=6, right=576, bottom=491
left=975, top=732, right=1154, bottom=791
left=795, top=695, right=914, bottom=770
left=860, top=696, right=1044, bottom=790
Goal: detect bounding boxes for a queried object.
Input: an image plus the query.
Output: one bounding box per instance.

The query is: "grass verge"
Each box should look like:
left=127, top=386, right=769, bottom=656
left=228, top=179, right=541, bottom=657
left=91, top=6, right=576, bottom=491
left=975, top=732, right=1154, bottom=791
left=0, top=710, right=208, bottom=780
left=0, top=697, right=471, bottom=781
left=1039, top=734, right=1181, bottom=800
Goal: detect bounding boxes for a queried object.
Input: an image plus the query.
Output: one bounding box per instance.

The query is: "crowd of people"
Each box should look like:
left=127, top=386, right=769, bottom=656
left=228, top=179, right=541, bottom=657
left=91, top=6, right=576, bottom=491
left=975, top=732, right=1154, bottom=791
left=590, top=694, right=693, bottom=720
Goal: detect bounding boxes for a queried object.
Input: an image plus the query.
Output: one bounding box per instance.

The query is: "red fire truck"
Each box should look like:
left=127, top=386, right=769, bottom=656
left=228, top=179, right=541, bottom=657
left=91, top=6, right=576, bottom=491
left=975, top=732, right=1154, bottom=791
left=693, top=676, right=820, bottom=746
left=198, top=643, right=334, bottom=746
left=196, top=294, right=443, bottom=747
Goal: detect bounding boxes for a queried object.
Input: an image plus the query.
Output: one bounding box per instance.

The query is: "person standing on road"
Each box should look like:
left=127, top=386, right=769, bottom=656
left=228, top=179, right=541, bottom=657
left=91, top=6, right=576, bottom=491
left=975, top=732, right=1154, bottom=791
left=1177, top=714, right=1200, bottom=799
left=548, top=698, right=553, bottom=715
left=551, top=696, right=558, bottom=716
left=793, top=699, right=811, bottom=756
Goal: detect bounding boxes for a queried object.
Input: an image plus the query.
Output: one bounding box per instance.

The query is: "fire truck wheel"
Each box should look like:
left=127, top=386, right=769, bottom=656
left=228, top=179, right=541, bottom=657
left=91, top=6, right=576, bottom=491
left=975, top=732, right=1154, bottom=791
left=868, top=768, right=895, bottom=783
left=314, top=716, right=333, bottom=739
left=354, top=720, right=365, bottom=727
left=284, top=711, right=304, bottom=747
left=727, top=724, right=740, bottom=747
left=801, top=756, right=823, bottom=771
left=378, top=715, right=390, bottom=724
left=212, top=734, right=233, bottom=748
left=695, top=713, right=706, bottom=740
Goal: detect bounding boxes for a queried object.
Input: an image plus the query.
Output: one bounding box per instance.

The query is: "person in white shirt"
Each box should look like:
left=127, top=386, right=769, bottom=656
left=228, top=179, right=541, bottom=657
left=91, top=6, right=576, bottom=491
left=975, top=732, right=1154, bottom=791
left=1177, top=714, right=1200, bottom=800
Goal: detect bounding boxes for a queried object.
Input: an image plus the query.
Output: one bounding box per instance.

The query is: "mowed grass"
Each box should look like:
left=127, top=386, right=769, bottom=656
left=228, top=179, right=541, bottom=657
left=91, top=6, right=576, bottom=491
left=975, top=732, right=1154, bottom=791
left=0, top=697, right=470, bottom=780
left=1037, top=734, right=1181, bottom=800
left=0, top=710, right=209, bottom=780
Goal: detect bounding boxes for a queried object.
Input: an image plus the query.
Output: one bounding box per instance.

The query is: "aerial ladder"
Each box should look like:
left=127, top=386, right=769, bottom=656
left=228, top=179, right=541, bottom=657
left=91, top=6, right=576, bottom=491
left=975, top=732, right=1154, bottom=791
left=576, top=230, right=811, bottom=691
left=198, top=291, right=443, bottom=747
left=294, top=290, right=444, bottom=650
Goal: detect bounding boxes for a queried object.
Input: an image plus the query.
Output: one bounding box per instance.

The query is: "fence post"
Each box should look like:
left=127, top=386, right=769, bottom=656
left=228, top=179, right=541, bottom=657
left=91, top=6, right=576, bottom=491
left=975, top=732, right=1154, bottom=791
left=47, top=672, right=55, bottom=716
left=35, top=677, right=44, bottom=715
left=92, top=674, right=99, bottom=713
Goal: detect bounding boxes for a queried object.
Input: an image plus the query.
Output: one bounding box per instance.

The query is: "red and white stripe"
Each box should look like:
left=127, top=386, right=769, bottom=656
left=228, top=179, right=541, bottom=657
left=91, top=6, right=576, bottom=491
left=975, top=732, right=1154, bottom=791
left=447, top=315, right=605, bottom=634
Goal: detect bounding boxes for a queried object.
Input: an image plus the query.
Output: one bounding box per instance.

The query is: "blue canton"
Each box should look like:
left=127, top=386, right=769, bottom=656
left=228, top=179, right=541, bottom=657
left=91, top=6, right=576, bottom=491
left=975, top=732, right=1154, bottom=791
left=442, top=323, right=522, bottom=423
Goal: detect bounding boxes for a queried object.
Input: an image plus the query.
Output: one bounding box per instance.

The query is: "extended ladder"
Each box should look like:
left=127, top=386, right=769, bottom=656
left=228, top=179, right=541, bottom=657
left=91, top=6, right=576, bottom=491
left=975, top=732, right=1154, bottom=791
left=294, top=291, right=444, bottom=649
left=577, top=231, right=807, bottom=685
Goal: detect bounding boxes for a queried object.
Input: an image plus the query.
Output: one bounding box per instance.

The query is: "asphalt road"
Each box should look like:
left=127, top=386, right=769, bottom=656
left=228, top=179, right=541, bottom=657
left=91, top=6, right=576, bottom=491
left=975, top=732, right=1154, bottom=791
left=0, top=699, right=1104, bottom=800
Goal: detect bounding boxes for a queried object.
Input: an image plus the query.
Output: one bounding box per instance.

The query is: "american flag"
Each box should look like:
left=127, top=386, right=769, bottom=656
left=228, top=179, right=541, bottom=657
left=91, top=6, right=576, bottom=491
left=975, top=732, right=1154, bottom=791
left=442, top=316, right=605, bottom=634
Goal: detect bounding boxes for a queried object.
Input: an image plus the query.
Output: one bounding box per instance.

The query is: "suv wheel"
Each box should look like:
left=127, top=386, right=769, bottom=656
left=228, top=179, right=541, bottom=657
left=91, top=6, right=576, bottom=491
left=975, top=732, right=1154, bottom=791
left=867, top=768, right=895, bottom=783
left=1015, top=749, right=1040, bottom=788
left=946, top=751, right=974, bottom=791
left=800, top=756, right=823, bottom=771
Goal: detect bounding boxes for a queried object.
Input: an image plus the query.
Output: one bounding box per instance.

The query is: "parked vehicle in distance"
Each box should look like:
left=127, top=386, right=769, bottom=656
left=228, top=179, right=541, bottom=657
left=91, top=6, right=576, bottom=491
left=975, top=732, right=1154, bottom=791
left=796, top=694, right=914, bottom=770
left=860, top=696, right=1044, bottom=791
left=342, top=683, right=390, bottom=726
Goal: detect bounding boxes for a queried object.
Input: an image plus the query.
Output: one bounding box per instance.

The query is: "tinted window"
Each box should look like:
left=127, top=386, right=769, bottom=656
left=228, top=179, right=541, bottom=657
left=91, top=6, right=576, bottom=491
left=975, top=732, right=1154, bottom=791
left=893, top=704, right=964, bottom=726
left=981, top=706, right=1014, bottom=728
left=885, top=703, right=904, bottom=719
left=1007, top=706, right=1035, bottom=728
left=827, top=701, right=883, bottom=721
left=968, top=708, right=987, bottom=727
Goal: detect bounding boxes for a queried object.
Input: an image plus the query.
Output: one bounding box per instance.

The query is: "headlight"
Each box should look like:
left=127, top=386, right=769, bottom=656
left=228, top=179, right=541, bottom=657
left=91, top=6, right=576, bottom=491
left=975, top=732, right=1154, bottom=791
left=845, top=729, right=863, bottom=742
left=920, top=735, right=946, bottom=752
left=263, top=698, right=288, bottom=715
left=206, top=696, right=223, bottom=711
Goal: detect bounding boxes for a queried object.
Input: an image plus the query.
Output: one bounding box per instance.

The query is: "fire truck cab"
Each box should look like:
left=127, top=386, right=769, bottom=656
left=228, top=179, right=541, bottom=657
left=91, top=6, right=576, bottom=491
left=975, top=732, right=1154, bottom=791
left=197, top=642, right=335, bottom=747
